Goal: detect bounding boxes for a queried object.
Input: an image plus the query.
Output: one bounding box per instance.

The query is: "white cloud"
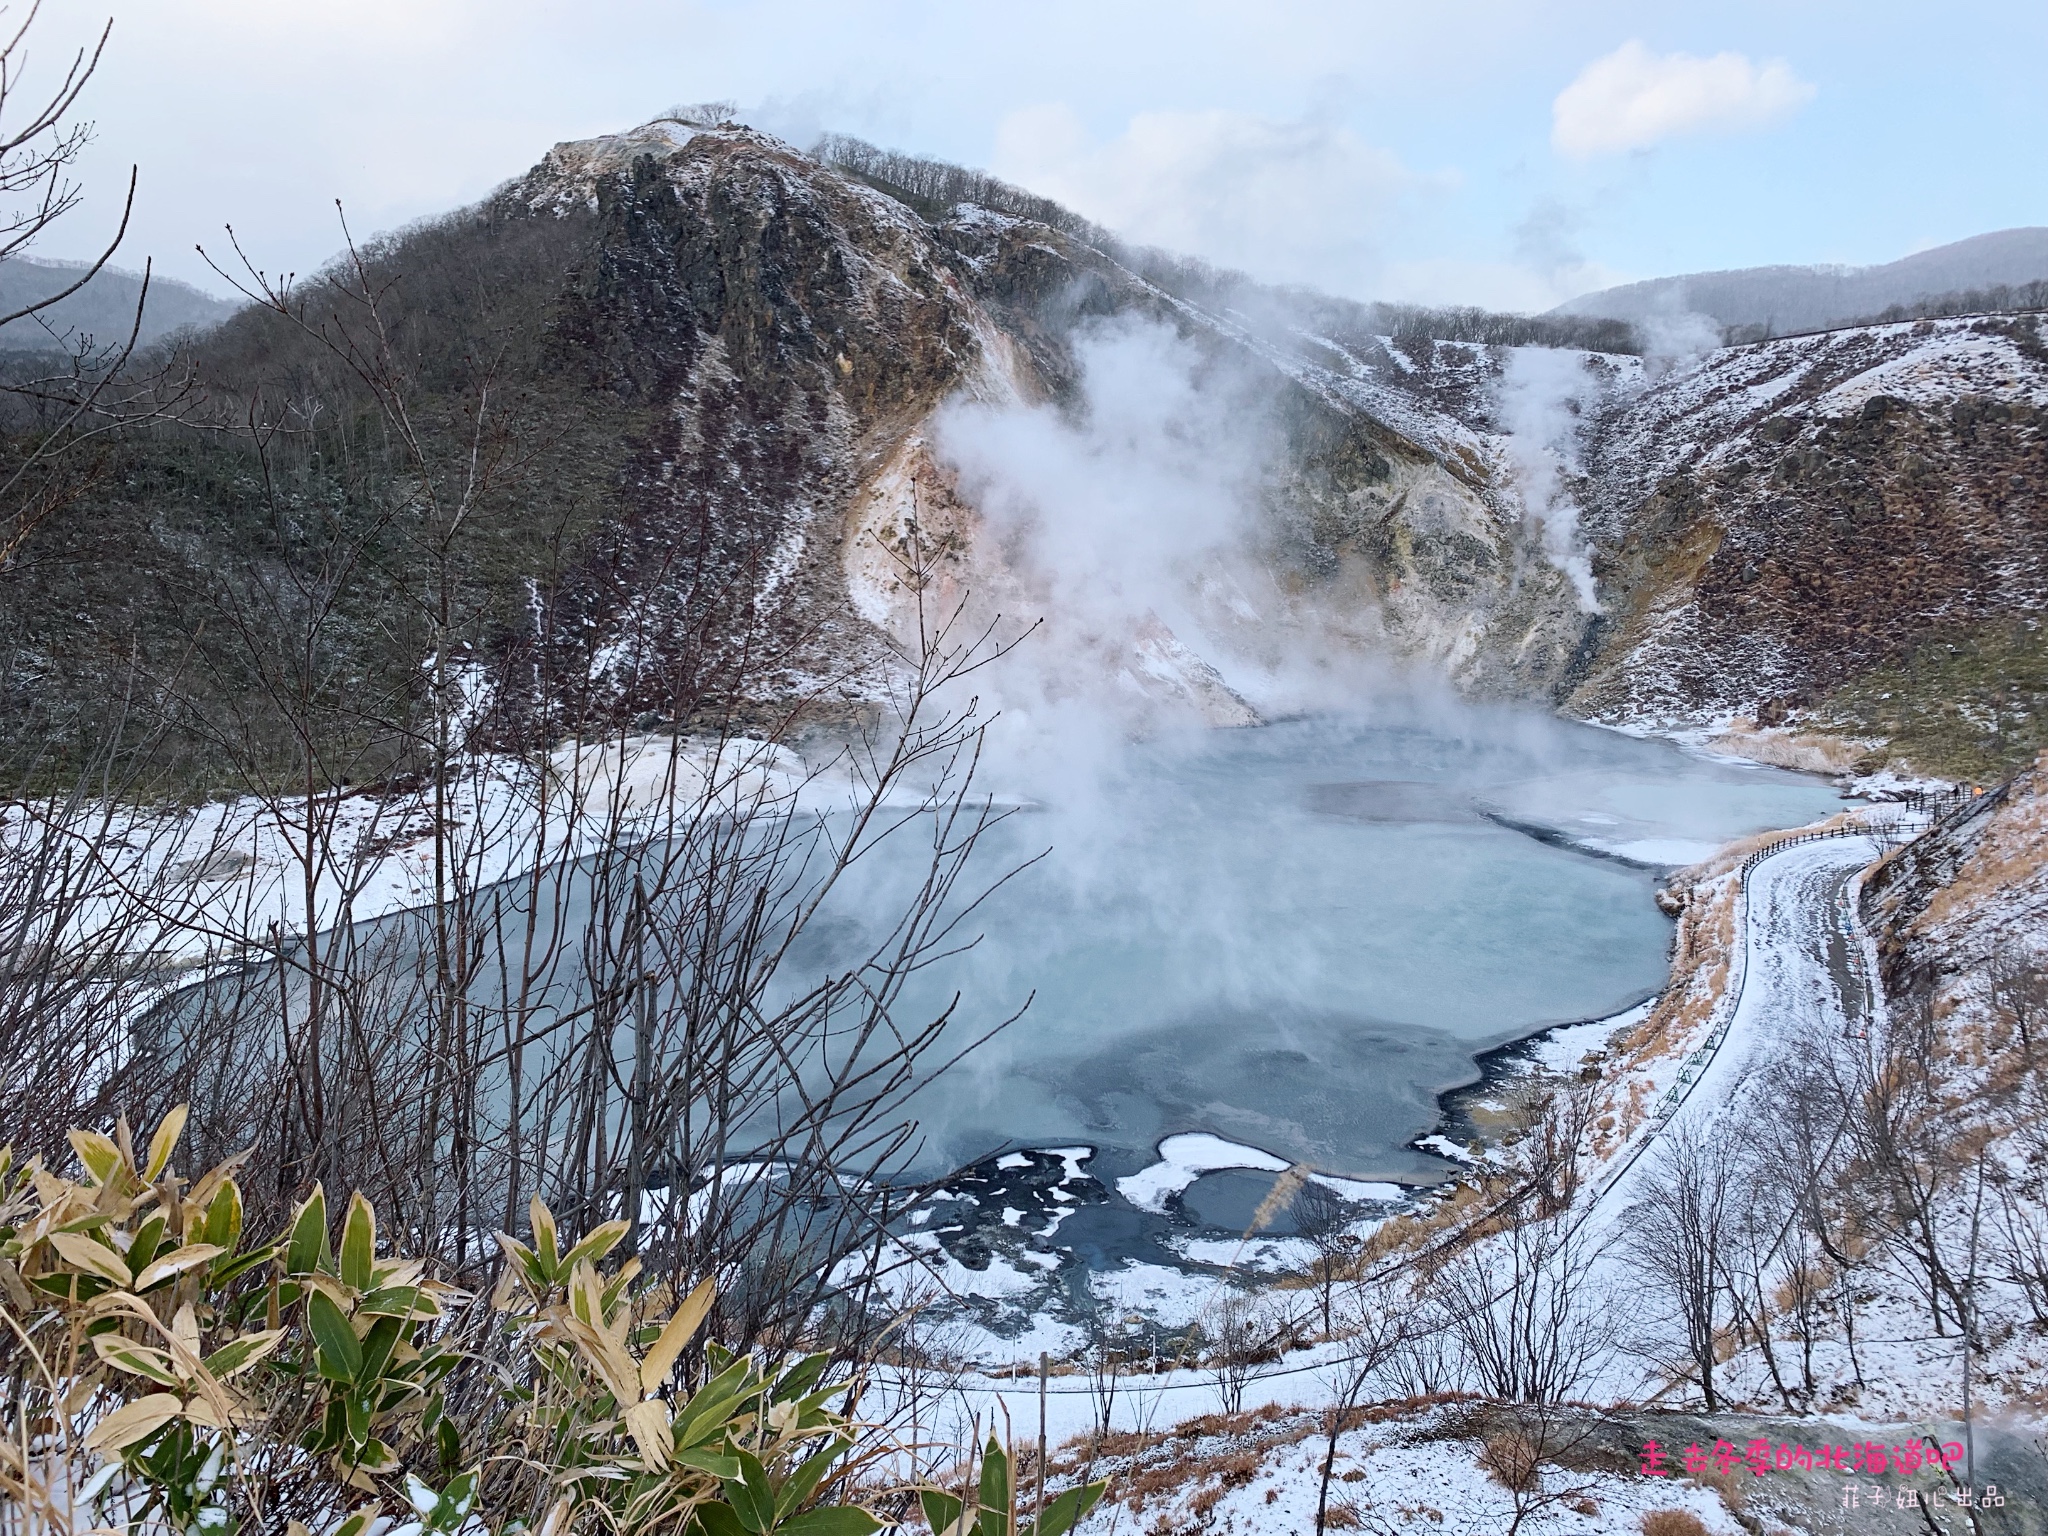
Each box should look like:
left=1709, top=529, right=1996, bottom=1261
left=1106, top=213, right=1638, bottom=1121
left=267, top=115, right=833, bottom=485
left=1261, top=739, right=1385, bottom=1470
left=1551, top=41, right=1815, bottom=159
left=991, top=104, right=1438, bottom=298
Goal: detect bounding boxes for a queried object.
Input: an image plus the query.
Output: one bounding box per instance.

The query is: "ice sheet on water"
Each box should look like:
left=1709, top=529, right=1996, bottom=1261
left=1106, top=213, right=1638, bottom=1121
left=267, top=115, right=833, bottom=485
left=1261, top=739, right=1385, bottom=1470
left=1117, top=1132, right=1405, bottom=1214
left=1116, top=1133, right=1289, bottom=1212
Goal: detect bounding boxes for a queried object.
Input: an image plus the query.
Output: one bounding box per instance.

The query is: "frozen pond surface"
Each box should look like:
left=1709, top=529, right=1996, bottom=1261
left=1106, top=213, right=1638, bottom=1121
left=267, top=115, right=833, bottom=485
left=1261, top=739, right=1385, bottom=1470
left=789, top=704, right=1849, bottom=1184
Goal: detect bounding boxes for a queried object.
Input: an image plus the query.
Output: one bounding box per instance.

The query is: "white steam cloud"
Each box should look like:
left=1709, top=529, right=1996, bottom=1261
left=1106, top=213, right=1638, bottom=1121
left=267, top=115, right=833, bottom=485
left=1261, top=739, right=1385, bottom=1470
left=931, top=317, right=1284, bottom=773
left=938, top=318, right=1258, bottom=635
left=1494, top=348, right=1606, bottom=613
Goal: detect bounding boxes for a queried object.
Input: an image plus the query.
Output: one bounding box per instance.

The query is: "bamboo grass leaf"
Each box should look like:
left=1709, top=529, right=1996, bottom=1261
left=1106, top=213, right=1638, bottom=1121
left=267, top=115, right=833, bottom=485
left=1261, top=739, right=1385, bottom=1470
left=639, top=1275, right=715, bottom=1397
left=1033, top=1482, right=1106, bottom=1536
left=622, top=1397, right=671, bottom=1468
left=777, top=1510, right=881, bottom=1536
left=201, top=1180, right=243, bottom=1252
left=134, top=1242, right=224, bottom=1292
left=558, top=1219, right=630, bottom=1276
left=90, top=1335, right=181, bottom=1386
left=307, top=1290, right=363, bottom=1382
left=68, top=1131, right=122, bottom=1187
left=204, top=1329, right=286, bottom=1378
left=722, top=1449, right=775, bottom=1534
left=529, top=1196, right=559, bottom=1279
left=287, top=1186, right=330, bottom=1276
left=144, top=1105, right=189, bottom=1183
left=49, top=1230, right=132, bottom=1285
left=773, top=1436, right=851, bottom=1520
left=84, top=1392, right=182, bottom=1452
left=340, top=1192, right=376, bottom=1292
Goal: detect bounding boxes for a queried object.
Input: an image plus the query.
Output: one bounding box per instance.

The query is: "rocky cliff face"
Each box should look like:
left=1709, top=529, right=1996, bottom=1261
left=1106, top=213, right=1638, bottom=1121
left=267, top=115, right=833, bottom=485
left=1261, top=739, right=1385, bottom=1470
left=484, top=119, right=1605, bottom=731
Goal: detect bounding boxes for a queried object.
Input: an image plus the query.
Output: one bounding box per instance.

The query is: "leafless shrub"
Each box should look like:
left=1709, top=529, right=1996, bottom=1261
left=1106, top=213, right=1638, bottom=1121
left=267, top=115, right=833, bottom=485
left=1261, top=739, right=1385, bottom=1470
left=1296, top=1180, right=1363, bottom=1338
left=1432, top=1203, right=1614, bottom=1406
left=1841, top=993, right=1983, bottom=1344
left=1207, top=1292, right=1268, bottom=1416
left=1626, top=1123, right=1737, bottom=1410
left=1479, top=1428, right=1540, bottom=1492
left=1312, top=1282, right=1415, bottom=1536
left=1475, top=1403, right=1609, bottom=1536
left=1988, top=946, right=2048, bottom=1057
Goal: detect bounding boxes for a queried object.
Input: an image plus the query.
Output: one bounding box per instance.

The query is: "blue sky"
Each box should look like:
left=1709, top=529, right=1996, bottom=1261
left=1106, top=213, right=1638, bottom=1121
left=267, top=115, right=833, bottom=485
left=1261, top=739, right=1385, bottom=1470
left=37, top=0, right=2048, bottom=310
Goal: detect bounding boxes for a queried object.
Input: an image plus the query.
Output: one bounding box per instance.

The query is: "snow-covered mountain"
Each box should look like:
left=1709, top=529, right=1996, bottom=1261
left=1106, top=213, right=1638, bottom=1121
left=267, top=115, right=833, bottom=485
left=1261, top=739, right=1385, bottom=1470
left=6, top=118, right=2044, bottom=785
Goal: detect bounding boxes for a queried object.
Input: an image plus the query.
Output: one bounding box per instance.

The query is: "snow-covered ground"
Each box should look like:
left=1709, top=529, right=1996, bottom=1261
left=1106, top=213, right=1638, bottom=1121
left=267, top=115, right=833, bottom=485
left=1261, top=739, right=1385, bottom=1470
left=0, top=733, right=967, bottom=966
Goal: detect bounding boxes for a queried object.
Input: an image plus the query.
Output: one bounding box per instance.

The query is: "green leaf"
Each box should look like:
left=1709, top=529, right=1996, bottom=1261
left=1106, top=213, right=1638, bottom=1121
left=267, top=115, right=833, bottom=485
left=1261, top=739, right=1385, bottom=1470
left=528, top=1195, right=559, bottom=1280
left=1033, top=1482, right=1106, bottom=1536
left=674, top=1447, right=744, bottom=1480
left=203, top=1329, right=285, bottom=1379
left=68, top=1129, right=123, bottom=1186
left=307, top=1397, right=348, bottom=1454
left=436, top=1415, right=462, bottom=1477
left=919, top=1491, right=964, bottom=1536
left=976, top=1439, right=1010, bottom=1536
left=671, top=1359, right=755, bottom=1448
left=431, top=1470, right=478, bottom=1528
left=201, top=1179, right=243, bottom=1252
left=355, top=1435, right=398, bottom=1472
left=770, top=1353, right=830, bottom=1403
left=145, top=1105, right=189, bottom=1182
left=339, top=1192, right=376, bottom=1293
left=306, top=1289, right=363, bottom=1382
left=558, top=1218, right=630, bottom=1275
left=134, top=1242, right=225, bottom=1292
left=722, top=1450, right=775, bottom=1534
left=601, top=1264, right=637, bottom=1316
left=774, top=1436, right=851, bottom=1520
left=208, top=1245, right=277, bottom=1289
left=776, top=1511, right=879, bottom=1536
left=358, top=1283, right=436, bottom=1320
left=344, top=1393, right=372, bottom=1449
left=91, top=1335, right=181, bottom=1386
left=47, top=1231, right=131, bottom=1286
left=694, top=1502, right=749, bottom=1536
left=493, top=1232, right=543, bottom=1291
left=356, top=1314, right=405, bottom=1386
left=129, top=1212, right=169, bottom=1275
left=286, top=1186, right=330, bottom=1277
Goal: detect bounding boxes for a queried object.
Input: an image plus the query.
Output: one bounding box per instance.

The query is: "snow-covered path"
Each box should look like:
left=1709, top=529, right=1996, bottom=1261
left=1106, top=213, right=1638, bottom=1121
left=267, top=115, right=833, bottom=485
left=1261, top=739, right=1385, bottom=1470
left=1588, top=831, right=1880, bottom=1230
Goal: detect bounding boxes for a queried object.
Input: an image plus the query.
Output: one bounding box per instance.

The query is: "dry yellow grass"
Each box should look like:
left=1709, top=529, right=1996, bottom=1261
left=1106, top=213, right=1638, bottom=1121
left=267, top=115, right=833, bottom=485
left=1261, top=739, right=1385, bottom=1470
left=1914, top=760, right=2048, bottom=938
left=1640, top=1511, right=1710, bottom=1536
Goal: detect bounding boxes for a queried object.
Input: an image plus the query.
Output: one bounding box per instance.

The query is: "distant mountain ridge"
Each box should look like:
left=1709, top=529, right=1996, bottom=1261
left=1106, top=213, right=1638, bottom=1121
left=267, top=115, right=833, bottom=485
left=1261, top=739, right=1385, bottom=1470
left=1552, top=227, right=2048, bottom=338
left=0, top=255, right=241, bottom=352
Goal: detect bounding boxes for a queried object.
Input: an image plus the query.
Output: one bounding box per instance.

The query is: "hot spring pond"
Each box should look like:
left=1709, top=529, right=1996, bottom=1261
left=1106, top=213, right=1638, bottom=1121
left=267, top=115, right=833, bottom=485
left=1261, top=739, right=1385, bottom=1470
left=791, top=705, right=1850, bottom=1189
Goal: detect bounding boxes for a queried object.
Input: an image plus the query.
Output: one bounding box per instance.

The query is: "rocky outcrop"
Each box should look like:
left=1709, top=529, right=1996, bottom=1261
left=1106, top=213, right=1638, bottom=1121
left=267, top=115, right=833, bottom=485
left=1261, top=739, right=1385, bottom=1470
left=1865, top=757, right=2048, bottom=1007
